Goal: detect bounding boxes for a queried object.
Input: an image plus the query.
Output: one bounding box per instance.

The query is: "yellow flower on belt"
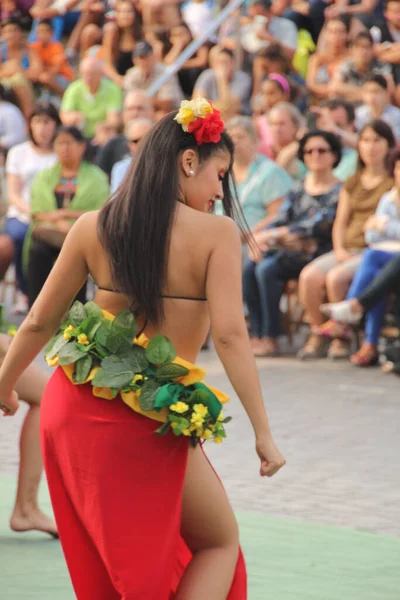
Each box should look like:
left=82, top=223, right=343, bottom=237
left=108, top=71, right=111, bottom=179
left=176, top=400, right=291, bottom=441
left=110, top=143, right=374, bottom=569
left=170, top=401, right=189, bottom=414
left=193, top=403, right=208, bottom=418
left=77, top=333, right=89, bottom=345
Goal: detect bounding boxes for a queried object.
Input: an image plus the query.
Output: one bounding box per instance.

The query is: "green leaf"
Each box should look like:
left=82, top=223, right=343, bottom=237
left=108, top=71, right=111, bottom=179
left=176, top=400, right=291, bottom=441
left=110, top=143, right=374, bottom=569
left=145, top=335, right=176, bottom=365
left=139, top=380, right=160, bottom=411
left=58, top=343, right=87, bottom=365
left=156, top=363, right=190, bottom=382
left=112, top=310, right=137, bottom=338
left=155, top=421, right=171, bottom=436
left=95, top=319, right=112, bottom=348
left=223, top=416, right=232, bottom=424
left=188, top=388, right=210, bottom=405
left=68, top=301, right=87, bottom=327
left=45, top=334, right=69, bottom=359
left=120, top=345, right=149, bottom=373
left=107, top=331, right=133, bottom=356
left=84, top=301, right=103, bottom=320
left=92, top=357, right=134, bottom=388
left=74, top=355, right=93, bottom=383
left=79, top=316, right=102, bottom=340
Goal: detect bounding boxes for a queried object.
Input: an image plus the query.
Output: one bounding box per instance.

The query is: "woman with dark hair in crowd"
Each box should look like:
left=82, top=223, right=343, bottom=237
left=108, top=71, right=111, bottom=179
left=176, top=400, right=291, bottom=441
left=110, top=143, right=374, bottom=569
left=164, top=21, right=210, bottom=98
left=26, top=126, right=109, bottom=307
left=316, top=148, right=400, bottom=366
left=298, top=119, right=396, bottom=360
left=102, top=0, right=143, bottom=87
left=243, top=129, right=342, bottom=357
left=0, top=100, right=284, bottom=598
left=5, top=102, right=60, bottom=314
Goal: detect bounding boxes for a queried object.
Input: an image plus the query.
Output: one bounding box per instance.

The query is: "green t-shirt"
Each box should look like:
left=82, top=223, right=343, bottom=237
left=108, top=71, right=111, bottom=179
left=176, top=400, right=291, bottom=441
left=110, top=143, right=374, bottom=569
left=61, top=78, right=122, bottom=138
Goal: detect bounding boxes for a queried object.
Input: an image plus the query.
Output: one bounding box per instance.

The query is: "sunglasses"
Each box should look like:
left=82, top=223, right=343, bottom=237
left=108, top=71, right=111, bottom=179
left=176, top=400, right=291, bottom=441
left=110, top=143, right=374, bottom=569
left=303, top=147, right=331, bottom=156
left=128, top=138, right=143, bottom=145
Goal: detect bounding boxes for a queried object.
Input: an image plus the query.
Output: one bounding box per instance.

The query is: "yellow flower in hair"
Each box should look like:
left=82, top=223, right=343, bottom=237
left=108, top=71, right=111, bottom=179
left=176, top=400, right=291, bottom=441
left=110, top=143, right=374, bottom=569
left=77, top=334, right=89, bottom=345
left=174, top=98, right=212, bottom=132
left=193, top=403, right=208, bottom=418
left=46, top=355, right=59, bottom=367
left=170, top=401, right=189, bottom=414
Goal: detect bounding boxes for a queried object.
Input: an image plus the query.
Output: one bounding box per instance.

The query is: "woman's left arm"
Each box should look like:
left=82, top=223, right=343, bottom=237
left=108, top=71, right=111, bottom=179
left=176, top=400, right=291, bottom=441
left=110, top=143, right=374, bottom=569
left=0, top=215, right=90, bottom=413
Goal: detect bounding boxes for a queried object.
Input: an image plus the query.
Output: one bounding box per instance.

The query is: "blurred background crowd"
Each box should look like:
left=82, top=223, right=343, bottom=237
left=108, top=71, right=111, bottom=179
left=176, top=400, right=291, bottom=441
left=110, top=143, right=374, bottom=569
left=1, top=0, right=400, bottom=373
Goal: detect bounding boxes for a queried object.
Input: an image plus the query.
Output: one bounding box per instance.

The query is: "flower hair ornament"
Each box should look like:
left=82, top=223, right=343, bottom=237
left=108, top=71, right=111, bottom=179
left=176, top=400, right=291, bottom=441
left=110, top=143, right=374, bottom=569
left=174, top=98, right=225, bottom=145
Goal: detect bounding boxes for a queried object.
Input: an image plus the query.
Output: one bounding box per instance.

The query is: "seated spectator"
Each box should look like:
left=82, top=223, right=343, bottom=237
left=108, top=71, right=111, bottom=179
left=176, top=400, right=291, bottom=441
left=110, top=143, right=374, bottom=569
left=306, top=16, right=350, bottom=101
left=0, top=15, right=41, bottom=117
left=0, top=235, right=14, bottom=280
left=27, top=125, right=109, bottom=306
left=110, top=117, right=153, bottom=193
left=124, top=40, right=183, bottom=115
left=182, top=0, right=215, bottom=40
left=102, top=0, right=143, bottom=87
left=243, top=130, right=342, bottom=357
left=324, top=0, right=383, bottom=31
left=193, top=47, right=252, bottom=116
left=226, top=116, right=292, bottom=232
left=28, top=0, right=81, bottom=42
left=60, top=56, right=122, bottom=139
left=252, top=44, right=306, bottom=105
left=298, top=120, right=396, bottom=360
left=164, top=22, right=209, bottom=98
left=355, top=74, right=400, bottom=140
left=317, top=150, right=400, bottom=366
left=66, top=0, right=111, bottom=60
left=240, top=0, right=297, bottom=61
left=312, top=98, right=359, bottom=181
left=96, top=89, right=154, bottom=177
left=262, top=102, right=306, bottom=180
left=0, top=84, right=26, bottom=152
left=256, top=74, right=291, bottom=152
left=283, top=0, right=328, bottom=43
left=372, top=0, right=400, bottom=105
left=330, top=31, right=394, bottom=103
left=320, top=253, right=400, bottom=369
left=29, top=19, right=74, bottom=96
left=5, top=102, right=60, bottom=314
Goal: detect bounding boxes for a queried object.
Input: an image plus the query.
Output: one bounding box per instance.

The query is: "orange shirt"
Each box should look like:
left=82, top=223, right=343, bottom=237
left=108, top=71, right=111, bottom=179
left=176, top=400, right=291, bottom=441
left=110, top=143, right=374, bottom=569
left=30, top=41, right=74, bottom=80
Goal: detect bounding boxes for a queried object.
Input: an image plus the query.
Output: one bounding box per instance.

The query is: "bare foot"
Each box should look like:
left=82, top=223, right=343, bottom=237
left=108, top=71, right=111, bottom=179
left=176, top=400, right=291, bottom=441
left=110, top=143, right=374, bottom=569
left=253, top=337, right=280, bottom=357
left=10, top=508, right=58, bottom=538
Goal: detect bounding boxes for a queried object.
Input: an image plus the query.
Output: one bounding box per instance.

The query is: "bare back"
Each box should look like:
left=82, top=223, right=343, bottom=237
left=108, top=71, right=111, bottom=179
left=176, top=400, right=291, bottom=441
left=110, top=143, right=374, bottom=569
left=83, top=205, right=230, bottom=363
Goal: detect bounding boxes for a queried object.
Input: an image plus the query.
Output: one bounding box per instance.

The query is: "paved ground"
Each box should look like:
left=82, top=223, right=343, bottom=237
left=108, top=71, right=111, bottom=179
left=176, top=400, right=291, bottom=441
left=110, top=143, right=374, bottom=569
left=1, top=331, right=399, bottom=599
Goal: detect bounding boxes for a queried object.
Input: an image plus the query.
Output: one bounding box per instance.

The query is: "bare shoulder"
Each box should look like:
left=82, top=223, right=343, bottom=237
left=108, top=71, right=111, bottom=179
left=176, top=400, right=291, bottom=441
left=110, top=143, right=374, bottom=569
left=66, top=211, right=101, bottom=248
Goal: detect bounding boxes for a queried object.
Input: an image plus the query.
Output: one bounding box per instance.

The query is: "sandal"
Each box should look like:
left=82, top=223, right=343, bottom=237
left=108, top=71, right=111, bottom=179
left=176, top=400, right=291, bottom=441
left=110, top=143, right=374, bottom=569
left=327, top=338, right=351, bottom=360
left=314, top=319, right=351, bottom=341
left=253, top=338, right=280, bottom=357
left=350, top=345, right=379, bottom=367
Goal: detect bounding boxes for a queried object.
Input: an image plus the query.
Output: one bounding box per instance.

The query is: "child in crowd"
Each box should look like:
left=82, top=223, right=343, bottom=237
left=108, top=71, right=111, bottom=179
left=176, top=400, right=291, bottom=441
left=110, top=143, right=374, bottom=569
left=29, top=19, right=74, bottom=95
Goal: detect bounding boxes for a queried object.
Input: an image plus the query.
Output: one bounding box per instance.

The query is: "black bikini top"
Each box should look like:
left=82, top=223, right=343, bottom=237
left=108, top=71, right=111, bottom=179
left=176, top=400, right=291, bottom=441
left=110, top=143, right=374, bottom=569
left=97, top=286, right=207, bottom=302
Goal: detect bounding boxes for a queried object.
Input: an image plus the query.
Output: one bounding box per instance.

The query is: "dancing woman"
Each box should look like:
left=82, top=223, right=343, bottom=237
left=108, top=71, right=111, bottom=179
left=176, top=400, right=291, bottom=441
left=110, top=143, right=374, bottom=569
left=0, top=99, right=285, bottom=599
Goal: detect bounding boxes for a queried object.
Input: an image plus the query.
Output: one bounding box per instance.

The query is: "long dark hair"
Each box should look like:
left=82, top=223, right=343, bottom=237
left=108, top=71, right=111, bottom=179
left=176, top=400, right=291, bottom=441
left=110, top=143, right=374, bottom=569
left=29, top=101, right=61, bottom=146
left=358, top=119, right=396, bottom=169
left=98, top=111, right=249, bottom=326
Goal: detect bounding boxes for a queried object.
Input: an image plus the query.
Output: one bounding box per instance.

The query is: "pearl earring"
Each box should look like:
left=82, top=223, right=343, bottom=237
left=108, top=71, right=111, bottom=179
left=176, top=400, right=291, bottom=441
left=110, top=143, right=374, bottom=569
left=189, top=170, right=195, bottom=176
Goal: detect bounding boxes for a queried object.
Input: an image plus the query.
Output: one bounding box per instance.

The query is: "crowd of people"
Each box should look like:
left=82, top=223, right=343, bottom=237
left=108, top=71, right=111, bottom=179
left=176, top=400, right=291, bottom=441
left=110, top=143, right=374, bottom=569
left=1, top=0, right=400, bottom=371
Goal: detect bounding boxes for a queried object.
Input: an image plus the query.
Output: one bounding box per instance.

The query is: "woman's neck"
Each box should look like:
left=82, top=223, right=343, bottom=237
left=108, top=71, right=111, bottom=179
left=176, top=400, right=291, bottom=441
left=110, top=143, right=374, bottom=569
left=329, top=45, right=346, bottom=58
left=30, top=142, right=53, bottom=155
left=61, top=163, right=80, bottom=178
left=306, top=170, right=337, bottom=188
left=363, top=164, right=387, bottom=178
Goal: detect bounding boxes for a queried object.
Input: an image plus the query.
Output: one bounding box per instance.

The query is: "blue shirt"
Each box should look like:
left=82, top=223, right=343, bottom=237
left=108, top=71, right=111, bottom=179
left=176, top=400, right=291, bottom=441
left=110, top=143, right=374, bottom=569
left=110, top=156, right=131, bottom=194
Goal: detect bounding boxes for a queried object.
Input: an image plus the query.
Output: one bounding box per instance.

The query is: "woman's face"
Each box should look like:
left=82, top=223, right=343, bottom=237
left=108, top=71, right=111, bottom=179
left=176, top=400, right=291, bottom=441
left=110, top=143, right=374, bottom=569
left=30, top=115, right=57, bottom=149
left=302, top=135, right=337, bottom=173
left=170, top=25, right=191, bottom=47
left=54, top=132, right=85, bottom=165
left=261, top=80, right=287, bottom=111
left=182, top=150, right=231, bottom=213
left=228, top=126, right=256, bottom=162
left=2, top=23, right=23, bottom=46
left=269, top=110, right=298, bottom=148
left=358, top=127, right=390, bottom=168
left=325, top=20, right=347, bottom=49
left=116, top=1, right=136, bottom=28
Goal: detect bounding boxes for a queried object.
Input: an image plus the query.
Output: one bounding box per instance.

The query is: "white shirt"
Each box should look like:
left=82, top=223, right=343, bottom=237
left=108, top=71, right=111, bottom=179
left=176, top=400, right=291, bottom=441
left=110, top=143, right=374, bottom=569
left=241, top=15, right=298, bottom=54
left=5, top=142, right=58, bottom=224
left=182, top=2, right=216, bottom=40
left=0, top=101, right=26, bottom=150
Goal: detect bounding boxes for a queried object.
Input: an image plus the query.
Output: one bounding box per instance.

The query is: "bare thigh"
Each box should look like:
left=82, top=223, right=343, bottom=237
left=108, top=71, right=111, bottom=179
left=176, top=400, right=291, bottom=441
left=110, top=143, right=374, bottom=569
left=181, top=445, right=239, bottom=553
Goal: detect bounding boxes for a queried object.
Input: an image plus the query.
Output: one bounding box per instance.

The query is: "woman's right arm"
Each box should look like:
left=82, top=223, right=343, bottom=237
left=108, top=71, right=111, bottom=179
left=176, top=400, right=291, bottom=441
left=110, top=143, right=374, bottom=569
left=306, top=54, right=329, bottom=99
left=6, top=173, right=30, bottom=214
left=206, top=217, right=285, bottom=476
left=332, top=187, right=353, bottom=262
left=102, top=23, right=124, bottom=87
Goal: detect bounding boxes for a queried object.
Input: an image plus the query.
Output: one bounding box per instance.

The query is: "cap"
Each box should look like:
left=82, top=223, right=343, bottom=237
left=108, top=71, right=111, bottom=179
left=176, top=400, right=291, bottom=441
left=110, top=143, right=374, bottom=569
left=250, top=0, right=272, bottom=9
left=133, top=41, right=153, bottom=58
